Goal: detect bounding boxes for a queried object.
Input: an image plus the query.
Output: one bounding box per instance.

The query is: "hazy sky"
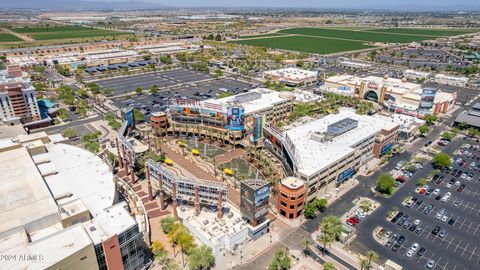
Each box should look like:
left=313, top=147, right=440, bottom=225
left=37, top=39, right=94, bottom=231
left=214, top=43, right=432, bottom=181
left=97, top=0, right=479, bottom=9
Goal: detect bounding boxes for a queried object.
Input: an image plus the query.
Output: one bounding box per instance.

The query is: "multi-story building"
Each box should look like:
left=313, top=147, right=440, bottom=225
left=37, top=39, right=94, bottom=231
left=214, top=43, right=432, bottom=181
left=277, top=177, right=306, bottom=219
left=0, top=132, right=146, bottom=270
left=167, top=88, right=294, bottom=144
left=322, top=74, right=457, bottom=116
left=264, top=109, right=399, bottom=202
left=262, top=68, right=318, bottom=86
left=0, top=65, right=41, bottom=124
left=434, top=74, right=469, bottom=87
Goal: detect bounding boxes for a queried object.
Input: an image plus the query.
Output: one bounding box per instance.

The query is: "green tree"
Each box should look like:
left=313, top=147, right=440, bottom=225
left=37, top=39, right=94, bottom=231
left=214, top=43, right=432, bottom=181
left=314, top=198, right=328, bottom=212
left=458, top=121, right=468, bottom=130
left=419, top=124, right=429, bottom=136
left=323, top=262, right=336, bottom=270
left=424, top=114, right=437, bottom=126
left=376, top=173, right=395, bottom=195
left=213, top=69, right=223, bottom=79
left=187, top=245, right=214, bottom=270
left=135, top=86, right=143, bottom=95
left=432, top=153, right=452, bottom=168
left=150, top=85, right=159, bottom=95
left=303, top=202, right=317, bottom=219
left=133, top=109, right=145, bottom=123
left=151, top=241, right=168, bottom=263
left=178, top=229, right=196, bottom=266
left=78, top=88, right=89, bottom=98
left=441, top=131, right=453, bottom=141
left=360, top=200, right=372, bottom=213
left=268, top=248, right=291, bottom=270
left=63, top=128, right=77, bottom=139
left=103, top=87, right=112, bottom=96
left=317, top=216, right=343, bottom=255
left=302, top=239, right=312, bottom=257
left=418, top=178, right=427, bottom=186
left=86, top=83, right=100, bottom=94
left=359, top=257, right=370, bottom=270
left=160, top=216, right=176, bottom=234
left=366, top=250, right=378, bottom=268
left=467, top=128, right=479, bottom=137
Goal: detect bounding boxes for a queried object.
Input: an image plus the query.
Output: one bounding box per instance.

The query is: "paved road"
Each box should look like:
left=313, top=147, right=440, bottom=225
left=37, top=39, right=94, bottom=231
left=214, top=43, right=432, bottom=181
left=31, top=114, right=102, bottom=135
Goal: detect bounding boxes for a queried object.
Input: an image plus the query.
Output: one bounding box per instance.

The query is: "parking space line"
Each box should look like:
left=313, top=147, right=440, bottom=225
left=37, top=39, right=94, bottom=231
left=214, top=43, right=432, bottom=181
left=462, top=243, right=470, bottom=256
left=441, top=261, right=449, bottom=270
left=454, top=240, right=462, bottom=252
left=469, top=246, right=477, bottom=260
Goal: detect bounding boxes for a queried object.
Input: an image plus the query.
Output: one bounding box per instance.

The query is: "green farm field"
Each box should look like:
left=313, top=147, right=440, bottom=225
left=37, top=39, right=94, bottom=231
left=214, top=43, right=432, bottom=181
left=232, top=35, right=375, bottom=54
left=279, top=28, right=441, bottom=43
left=10, top=26, right=129, bottom=41
left=239, top=33, right=290, bottom=39
left=0, top=33, right=22, bottom=42
left=365, top=28, right=479, bottom=37
left=232, top=27, right=480, bottom=55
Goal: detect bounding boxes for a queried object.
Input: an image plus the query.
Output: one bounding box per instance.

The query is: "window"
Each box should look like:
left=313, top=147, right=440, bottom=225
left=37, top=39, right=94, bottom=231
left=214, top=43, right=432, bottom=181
left=290, top=205, right=294, bottom=209
left=281, top=201, right=287, bottom=207
left=281, top=193, right=288, bottom=198
left=280, top=209, right=286, bottom=216
left=289, top=213, right=294, bottom=219
left=297, top=202, right=303, bottom=207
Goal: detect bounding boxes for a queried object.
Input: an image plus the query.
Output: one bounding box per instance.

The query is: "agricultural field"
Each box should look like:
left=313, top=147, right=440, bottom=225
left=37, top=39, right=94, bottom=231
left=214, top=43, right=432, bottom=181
left=10, top=25, right=129, bottom=41
left=232, top=35, right=375, bottom=54
left=239, top=33, right=289, bottom=39
left=231, top=27, right=480, bottom=55
left=365, top=28, right=479, bottom=37
left=278, top=28, right=443, bottom=43
left=0, top=33, right=22, bottom=42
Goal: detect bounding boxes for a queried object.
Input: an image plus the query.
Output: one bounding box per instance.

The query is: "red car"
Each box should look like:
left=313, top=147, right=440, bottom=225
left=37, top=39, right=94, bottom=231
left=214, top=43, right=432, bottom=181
left=346, top=217, right=359, bottom=225
left=396, top=176, right=407, bottom=183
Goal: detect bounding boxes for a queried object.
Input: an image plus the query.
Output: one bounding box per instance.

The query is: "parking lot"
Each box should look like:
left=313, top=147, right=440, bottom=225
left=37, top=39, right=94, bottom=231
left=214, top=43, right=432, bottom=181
left=110, top=77, right=253, bottom=115
left=354, top=137, right=480, bottom=270
left=94, top=68, right=213, bottom=95
left=423, top=82, right=480, bottom=105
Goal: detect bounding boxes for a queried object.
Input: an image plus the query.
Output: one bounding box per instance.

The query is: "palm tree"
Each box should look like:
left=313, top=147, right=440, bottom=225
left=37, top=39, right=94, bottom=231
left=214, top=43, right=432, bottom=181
left=177, top=229, right=195, bottom=267
left=366, top=250, right=378, bottom=269
left=167, top=223, right=182, bottom=257
left=359, top=256, right=370, bottom=270
left=302, top=239, right=312, bottom=257
left=317, top=233, right=334, bottom=255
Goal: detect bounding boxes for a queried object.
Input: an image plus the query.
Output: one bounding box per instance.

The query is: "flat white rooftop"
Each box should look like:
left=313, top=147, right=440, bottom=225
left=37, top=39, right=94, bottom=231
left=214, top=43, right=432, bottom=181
left=0, top=147, right=59, bottom=237
left=286, top=109, right=398, bottom=177
left=264, top=68, right=317, bottom=82
left=204, top=88, right=291, bottom=115
left=1, top=224, right=93, bottom=270
left=40, top=143, right=115, bottom=217
left=83, top=202, right=136, bottom=245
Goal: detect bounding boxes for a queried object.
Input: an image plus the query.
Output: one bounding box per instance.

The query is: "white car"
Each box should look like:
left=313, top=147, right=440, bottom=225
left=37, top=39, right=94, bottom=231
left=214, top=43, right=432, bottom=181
left=411, top=243, right=419, bottom=252
left=455, top=181, right=461, bottom=187
left=461, top=174, right=467, bottom=179
left=441, top=215, right=448, bottom=222
left=406, top=249, right=414, bottom=258
left=445, top=192, right=451, bottom=198
left=441, top=196, right=449, bottom=203
left=414, top=219, right=421, bottom=225
left=433, top=188, right=440, bottom=195
left=426, top=259, right=435, bottom=269
left=446, top=183, right=452, bottom=189
left=435, top=212, right=443, bottom=219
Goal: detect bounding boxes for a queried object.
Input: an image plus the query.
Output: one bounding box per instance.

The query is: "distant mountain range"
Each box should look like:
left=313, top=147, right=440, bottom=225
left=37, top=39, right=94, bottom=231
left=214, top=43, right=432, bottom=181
left=1, top=0, right=479, bottom=11
left=0, top=0, right=164, bottom=10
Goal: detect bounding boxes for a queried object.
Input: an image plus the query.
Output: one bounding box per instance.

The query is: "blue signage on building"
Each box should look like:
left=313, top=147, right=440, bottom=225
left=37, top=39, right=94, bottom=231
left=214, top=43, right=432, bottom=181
left=226, top=106, right=245, bottom=131
left=380, top=142, right=393, bottom=157
left=337, top=167, right=356, bottom=186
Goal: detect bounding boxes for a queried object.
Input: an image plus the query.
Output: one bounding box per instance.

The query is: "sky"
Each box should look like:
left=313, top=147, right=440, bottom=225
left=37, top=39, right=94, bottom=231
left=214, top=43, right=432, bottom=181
left=96, top=0, right=480, bottom=9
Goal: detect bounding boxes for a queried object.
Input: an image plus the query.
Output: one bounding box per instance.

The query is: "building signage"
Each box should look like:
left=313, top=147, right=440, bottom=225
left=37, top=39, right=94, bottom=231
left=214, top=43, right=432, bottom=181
left=419, top=88, right=437, bottom=110
left=252, top=114, right=264, bottom=142
left=337, top=167, right=356, bottom=186
left=123, top=107, right=135, bottom=129
left=240, top=181, right=270, bottom=221
left=367, top=81, right=379, bottom=90
left=380, top=142, right=393, bottom=157
left=226, top=106, right=245, bottom=131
